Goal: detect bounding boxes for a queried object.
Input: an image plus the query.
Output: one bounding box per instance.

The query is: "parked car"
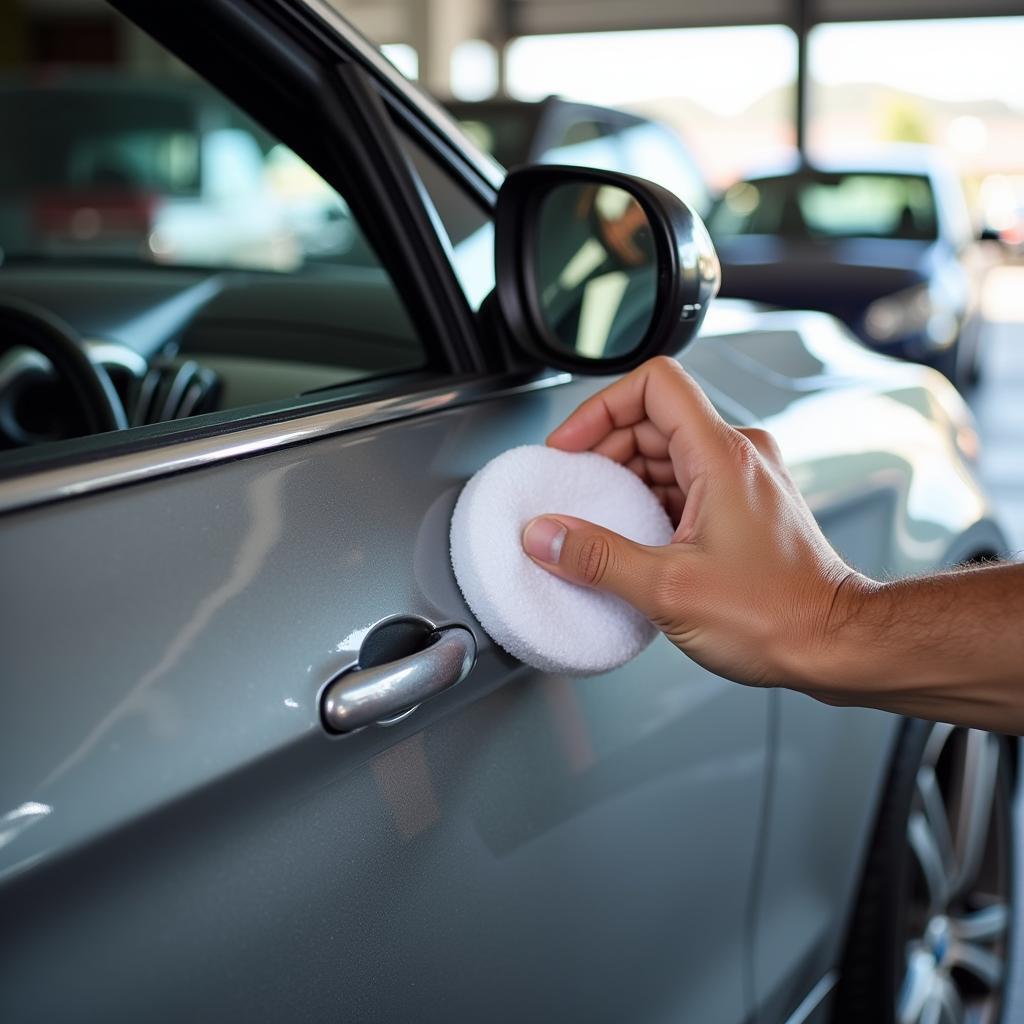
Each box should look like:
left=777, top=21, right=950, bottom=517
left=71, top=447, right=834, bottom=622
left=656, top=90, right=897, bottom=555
left=706, top=149, right=995, bottom=390
left=0, top=5, right=1015, bottom=1024
left=448, top=95, right=711, bottom=215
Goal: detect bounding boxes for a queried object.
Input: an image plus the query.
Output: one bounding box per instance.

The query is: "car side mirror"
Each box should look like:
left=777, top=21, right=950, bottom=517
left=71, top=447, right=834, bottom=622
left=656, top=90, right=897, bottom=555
left=494, top=165, right=720, bottom=374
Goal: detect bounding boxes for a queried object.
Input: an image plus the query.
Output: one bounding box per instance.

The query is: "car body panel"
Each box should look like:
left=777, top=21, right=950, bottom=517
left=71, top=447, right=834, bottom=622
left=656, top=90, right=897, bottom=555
left=1, top=365, right=771, bottom=1024
left=0, top=305, right=1004, bottom=1022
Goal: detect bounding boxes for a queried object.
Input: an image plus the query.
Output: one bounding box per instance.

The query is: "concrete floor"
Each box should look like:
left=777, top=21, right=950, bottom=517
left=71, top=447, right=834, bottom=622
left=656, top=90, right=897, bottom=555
left=967, top=264, right=1024, bottom=1022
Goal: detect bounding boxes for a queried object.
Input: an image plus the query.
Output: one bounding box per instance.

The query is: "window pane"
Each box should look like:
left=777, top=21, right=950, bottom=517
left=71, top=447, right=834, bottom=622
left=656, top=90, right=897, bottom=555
left=399, top=133, right=495, bottom=310
left=0, top=5, right=429, bottom=461
left=709, top=173, right=939, bottom=242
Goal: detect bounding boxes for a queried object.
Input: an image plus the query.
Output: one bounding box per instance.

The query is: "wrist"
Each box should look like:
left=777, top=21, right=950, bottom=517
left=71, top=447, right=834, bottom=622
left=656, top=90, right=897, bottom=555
left=788, top=570, right=887, bottom=698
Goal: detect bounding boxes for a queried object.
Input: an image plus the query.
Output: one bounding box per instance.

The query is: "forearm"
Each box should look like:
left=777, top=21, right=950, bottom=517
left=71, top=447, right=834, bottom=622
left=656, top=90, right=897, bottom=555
left=796, top=562, right=1024, bottom=734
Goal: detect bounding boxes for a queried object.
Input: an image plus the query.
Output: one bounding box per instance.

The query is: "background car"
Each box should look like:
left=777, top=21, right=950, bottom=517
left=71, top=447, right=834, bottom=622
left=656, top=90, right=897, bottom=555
left=0, top=4, right=1016, bottom=1024
left=448, top=94, right=711, bottom=215
left=706, top=148, right=996, bottom=390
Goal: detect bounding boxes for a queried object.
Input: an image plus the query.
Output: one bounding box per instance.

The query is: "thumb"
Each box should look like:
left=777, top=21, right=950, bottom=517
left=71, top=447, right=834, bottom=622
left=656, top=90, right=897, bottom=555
left=522, top=515, right=663, bottom=615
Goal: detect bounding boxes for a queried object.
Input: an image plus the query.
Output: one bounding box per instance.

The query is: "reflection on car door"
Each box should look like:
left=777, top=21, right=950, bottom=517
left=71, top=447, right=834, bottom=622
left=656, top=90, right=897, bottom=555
left=0, top=374, right=768, bottom=1023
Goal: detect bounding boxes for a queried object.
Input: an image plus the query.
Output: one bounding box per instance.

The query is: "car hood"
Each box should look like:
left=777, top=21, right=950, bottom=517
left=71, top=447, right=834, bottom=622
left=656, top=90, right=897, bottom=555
left=714, top=236, right=938, bottom=323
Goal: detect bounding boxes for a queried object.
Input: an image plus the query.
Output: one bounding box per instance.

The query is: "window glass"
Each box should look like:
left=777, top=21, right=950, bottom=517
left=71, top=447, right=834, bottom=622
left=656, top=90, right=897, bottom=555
left=709, top=174, right=938, bottom=241
left=0, top=5, right=430, bottom=460
left=542, top=122, right=624, bottom=175
left=400, top=133, right=495, bottom=310
left=798, top=175, right=937, bottom=240
left=446, top=102, right=539, bottom=168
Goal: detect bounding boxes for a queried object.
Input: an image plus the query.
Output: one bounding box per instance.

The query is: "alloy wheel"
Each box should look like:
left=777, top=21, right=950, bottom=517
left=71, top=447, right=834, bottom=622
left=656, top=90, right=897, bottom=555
left=897, top=725, right=1012, bottom=1024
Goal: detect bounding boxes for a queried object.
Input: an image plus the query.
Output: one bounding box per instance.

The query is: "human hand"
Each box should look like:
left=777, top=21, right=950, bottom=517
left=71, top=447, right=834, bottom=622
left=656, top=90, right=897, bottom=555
left=521, top=356, right=867, bottom=687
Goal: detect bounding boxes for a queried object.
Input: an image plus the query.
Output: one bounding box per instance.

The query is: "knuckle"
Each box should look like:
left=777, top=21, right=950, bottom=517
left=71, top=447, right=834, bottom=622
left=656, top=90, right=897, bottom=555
left=647, top=354, right=683, bottom=381
left=574, top=533, right=612, bottom=586
left=743, top=427, right=783, bottom=462
left=729, top=432, right=763, bottom=472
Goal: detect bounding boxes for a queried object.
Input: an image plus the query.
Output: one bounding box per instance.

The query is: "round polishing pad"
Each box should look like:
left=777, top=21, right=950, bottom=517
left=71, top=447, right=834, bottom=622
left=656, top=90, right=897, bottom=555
left=450, top=445, right=674, bottom=676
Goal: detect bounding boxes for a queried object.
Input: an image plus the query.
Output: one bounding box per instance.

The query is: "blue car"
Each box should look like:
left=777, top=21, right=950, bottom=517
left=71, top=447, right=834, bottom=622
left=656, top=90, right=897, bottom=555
left=707, top=149, right=995, bottom=390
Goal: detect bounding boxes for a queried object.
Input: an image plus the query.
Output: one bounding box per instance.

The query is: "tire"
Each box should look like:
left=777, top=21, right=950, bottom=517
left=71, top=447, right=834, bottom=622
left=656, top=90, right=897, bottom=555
left=833, top=719, right=1015, bottom=1024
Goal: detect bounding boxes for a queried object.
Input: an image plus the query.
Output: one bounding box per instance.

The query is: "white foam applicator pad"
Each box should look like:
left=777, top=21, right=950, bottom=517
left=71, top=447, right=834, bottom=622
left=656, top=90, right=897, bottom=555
left=450, top=444, right=674, bottom=676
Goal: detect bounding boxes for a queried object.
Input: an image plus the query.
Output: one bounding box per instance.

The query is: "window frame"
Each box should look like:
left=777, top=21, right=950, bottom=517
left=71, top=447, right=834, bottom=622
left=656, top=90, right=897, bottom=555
left=0, top=0, right=531, bottom=492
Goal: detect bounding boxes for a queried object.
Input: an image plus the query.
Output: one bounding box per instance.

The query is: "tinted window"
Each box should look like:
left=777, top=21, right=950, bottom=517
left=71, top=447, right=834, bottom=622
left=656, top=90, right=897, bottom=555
left=0, top=7, right=431, bottom=460
left=399, top=133, right=495, bottom=310
left=0, top=87, right=203, bottom=195
left=450, top=104, right=539, bottom=168
left=710, top=173, right=939, bottom=241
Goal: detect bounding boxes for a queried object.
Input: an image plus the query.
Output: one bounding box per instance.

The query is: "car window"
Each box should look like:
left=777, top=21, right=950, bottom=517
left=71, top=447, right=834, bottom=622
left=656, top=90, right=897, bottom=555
left=448, top=103, right=539, bottom=168
left=399, top=133, right=495, bottom=310
left=0, top=9, right=433, bottom=461
left=542, top=121, right=625, bottom=174
left=798, top=174, right=938, bottom=240
left=711, top=173, right=938, bottom=241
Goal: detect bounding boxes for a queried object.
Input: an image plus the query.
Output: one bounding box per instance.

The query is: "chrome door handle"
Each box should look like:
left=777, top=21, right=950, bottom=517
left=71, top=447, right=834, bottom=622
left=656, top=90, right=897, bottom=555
left=321, top=626, right=477, bottom=733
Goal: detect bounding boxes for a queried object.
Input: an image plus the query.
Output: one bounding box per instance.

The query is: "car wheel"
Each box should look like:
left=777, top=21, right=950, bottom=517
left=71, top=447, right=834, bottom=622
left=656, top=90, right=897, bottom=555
left=834, top=719, right=1015, bottom=1024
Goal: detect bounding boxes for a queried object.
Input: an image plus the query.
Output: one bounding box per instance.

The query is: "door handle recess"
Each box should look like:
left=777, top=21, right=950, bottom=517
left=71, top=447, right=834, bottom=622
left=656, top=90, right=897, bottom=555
left=321, top=626, right=477, bottom=734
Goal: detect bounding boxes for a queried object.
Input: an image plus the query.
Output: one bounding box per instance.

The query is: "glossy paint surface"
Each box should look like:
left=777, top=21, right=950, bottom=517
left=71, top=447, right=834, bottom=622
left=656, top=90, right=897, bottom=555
left=0, top=301, right=1004, bottom=1021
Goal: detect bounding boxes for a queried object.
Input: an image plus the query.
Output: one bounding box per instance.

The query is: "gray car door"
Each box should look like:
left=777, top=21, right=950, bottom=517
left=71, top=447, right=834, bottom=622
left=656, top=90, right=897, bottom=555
left=0, top=379, right=769, bottom=1024
left=0, top=9, right=769, bottom=1024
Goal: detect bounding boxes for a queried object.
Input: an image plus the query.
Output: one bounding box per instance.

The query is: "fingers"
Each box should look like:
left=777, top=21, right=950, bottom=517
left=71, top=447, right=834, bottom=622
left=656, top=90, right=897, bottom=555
left=651, top=485, right=686, bottom=524
left=522, top=514, right=667, bottom=620
left=625, top=454, right=677, bottom=486
left=547, top=357, right=731, bottom=459
left=591, top=419, right=669, bottom=465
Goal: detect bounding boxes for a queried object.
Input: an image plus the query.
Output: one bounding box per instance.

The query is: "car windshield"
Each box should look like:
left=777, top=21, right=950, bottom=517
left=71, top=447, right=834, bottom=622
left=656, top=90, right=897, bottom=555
left=710, top=172, right=939, bottom=242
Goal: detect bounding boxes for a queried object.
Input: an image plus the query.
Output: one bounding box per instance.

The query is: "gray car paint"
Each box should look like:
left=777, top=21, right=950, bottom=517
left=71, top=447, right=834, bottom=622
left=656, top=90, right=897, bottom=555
left=0, top=305, right=1005, bottom=1023
left=2, top=361, right=768, bottom=1023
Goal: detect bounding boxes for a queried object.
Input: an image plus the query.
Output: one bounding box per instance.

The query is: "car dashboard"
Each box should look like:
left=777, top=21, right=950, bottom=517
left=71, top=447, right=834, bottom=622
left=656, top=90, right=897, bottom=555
left=0, top=262, right=423, bottom=450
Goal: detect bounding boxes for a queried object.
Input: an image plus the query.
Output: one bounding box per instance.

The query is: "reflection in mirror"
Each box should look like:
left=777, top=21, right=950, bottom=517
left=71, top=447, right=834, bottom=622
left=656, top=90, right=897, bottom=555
left=533, top=184, right=657, bottom=360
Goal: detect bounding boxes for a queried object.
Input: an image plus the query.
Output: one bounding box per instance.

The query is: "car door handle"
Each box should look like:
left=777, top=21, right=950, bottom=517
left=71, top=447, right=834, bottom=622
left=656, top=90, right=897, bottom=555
left=321, top=626, right=477, bottom=734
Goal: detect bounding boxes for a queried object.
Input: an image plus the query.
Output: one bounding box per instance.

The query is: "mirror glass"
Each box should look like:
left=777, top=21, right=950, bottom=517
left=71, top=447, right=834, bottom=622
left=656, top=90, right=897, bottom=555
left=533, top=183, right=657, bottom=359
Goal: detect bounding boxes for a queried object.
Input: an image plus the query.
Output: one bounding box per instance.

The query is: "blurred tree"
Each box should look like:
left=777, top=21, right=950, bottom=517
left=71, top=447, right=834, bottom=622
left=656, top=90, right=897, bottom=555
left=881, top=99, right=931, bottom=144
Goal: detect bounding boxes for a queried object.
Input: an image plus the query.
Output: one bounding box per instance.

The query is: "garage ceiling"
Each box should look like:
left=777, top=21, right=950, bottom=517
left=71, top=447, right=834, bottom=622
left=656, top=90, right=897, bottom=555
left=337, top=0, right=1024, bottom=43
left=508, top=0, right=1024, bottom=33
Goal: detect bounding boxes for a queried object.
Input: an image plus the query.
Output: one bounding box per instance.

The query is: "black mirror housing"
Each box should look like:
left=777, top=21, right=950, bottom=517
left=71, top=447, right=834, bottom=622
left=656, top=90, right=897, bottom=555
left=494, top=164, right=720, bottom=374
